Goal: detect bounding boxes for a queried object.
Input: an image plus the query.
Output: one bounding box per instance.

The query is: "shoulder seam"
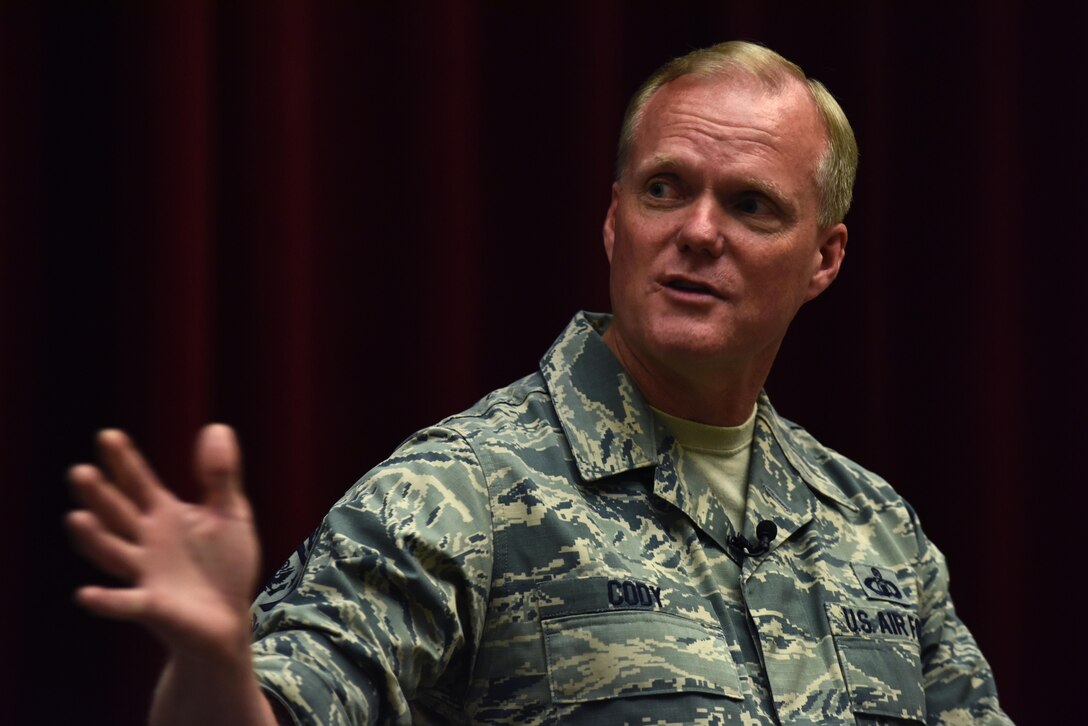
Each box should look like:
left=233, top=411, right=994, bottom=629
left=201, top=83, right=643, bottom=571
left=441, top=377, right=549, bottom=432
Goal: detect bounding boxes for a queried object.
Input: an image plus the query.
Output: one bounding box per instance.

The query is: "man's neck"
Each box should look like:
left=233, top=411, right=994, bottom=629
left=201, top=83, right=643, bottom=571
left=602, top=326, right=774, bottom=427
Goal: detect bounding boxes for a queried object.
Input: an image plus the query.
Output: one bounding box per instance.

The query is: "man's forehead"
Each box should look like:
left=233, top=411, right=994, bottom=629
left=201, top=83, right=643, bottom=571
left=633, top=73, right=825, bottom=168
left=649, top=71, right=812, bottom=122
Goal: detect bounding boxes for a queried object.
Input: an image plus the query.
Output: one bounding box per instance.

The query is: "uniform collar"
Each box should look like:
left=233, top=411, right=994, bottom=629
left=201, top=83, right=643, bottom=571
left=539, top=311, right=857, bottom=514
left=755, top=396, right=858, bottom=513
left=736, top=400, right=859, bottom=575
left=539, top=311, right=658, bottom=481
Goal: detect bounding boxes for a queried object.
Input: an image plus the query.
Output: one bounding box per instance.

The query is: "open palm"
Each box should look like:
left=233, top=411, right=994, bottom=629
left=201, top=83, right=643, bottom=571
left=68, top=425, right=260, bottom=660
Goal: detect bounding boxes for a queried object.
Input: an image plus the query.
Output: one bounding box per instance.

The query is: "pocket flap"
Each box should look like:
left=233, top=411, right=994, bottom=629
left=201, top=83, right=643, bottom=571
left=542, top=609, right=742, bottom=704
left=825, top=601, right=925, bottom=722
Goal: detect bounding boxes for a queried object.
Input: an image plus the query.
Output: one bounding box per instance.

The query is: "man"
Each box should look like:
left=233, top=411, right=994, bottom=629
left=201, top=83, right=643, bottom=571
left=68, top=41, right=1010, bottom=724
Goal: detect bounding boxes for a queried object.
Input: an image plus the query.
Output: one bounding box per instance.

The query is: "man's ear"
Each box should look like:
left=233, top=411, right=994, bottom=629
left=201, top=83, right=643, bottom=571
left=602, top=182, right=620, bottom=262
left=805, top=222, right=848, bottom=302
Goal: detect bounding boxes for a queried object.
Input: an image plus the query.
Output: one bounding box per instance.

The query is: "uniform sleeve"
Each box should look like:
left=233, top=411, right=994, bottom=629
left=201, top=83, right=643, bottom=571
left=248, top=427, right=494, bottom=726
left=911, top=507, right=1012, bottom=725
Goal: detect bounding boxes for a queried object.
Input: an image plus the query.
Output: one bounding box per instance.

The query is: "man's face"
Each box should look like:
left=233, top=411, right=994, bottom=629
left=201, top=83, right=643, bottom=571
left=603, top=73, right=847, bottom=385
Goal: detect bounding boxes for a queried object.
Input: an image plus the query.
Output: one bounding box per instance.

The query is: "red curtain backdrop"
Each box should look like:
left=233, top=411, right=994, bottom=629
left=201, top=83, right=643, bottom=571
left=4, top=2, right=1085, bottom=722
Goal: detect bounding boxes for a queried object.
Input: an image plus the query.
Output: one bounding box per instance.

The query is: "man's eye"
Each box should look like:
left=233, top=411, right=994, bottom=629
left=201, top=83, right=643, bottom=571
left=647, top=181, right=672, bottom=198
left=736, top=196, right=769, bottom=215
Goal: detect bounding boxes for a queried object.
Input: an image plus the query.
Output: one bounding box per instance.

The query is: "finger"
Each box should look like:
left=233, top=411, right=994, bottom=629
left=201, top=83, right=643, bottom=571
left=97, top=429, right=161, bottom=510
left=68, top=464, right=142, bottom=540
left=74, top=585, right=150, bottom=621
left=194, top=423, right=245, bottom=513
left=66, top=510, right=141, bottom=581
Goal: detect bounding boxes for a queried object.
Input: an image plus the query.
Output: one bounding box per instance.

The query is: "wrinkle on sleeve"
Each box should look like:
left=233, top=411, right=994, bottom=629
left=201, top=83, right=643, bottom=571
left=249, top=427, right=495, bottom=726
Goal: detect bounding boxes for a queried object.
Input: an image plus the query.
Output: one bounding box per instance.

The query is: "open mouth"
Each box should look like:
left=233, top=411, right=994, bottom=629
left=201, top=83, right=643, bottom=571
left=665, top=279, right=715, bottom=296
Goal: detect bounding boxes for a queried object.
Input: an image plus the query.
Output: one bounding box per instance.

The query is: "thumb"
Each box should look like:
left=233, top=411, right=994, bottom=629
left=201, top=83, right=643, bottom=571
left=194, top=423, right=245, bottom=512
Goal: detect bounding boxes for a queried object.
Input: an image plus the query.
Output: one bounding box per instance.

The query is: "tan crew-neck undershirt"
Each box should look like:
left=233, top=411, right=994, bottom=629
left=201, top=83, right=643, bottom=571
left=651, top=405, right=757, bottom=535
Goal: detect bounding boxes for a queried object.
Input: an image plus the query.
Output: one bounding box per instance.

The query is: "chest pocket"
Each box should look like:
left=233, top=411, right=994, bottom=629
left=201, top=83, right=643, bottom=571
left=825, top=599, right=926, bottom=724
left=537, top=577, right=742, bottom=723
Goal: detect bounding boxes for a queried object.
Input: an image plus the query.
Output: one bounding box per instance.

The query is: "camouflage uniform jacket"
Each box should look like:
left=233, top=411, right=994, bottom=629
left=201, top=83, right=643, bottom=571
left=251, top=312, right=1010, bottom=726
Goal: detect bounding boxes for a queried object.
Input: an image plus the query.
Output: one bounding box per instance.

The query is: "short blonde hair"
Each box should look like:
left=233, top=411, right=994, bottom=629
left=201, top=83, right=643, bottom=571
left=616, top=41, right=858, bottom=227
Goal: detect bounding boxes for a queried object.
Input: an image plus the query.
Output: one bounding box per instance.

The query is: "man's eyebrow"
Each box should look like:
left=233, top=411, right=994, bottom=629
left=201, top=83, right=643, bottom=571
left=738, top=176, right=786, bottom=200
left=642, top=153, right=683, bottom=172
left=645, top=157, right=787, bottom=197
left=641, top=155, right=784, bottom=191
left=635, top=155, right=794, bottom=211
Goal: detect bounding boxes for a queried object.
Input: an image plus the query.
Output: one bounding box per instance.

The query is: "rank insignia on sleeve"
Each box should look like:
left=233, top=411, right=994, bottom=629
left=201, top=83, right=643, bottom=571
left=850, top=562, right=906, bottom=604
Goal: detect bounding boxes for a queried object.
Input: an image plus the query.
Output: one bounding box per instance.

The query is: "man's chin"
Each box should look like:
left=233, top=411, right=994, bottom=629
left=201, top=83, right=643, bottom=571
left=644, top=320, right=738, bottom=359
left=609, top=314, right=756, bottom=373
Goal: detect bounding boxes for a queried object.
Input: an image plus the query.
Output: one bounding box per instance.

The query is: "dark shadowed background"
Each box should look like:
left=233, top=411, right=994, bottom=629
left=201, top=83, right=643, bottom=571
left=3, top=2, right=1084, bottom=723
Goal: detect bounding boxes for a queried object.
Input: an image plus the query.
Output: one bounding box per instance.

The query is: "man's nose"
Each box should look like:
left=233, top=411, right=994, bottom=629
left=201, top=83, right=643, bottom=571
left=677, top=195, right=725, bottom=257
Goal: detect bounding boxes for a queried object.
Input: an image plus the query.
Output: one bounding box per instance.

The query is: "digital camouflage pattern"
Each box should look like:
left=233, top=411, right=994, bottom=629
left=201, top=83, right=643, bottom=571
left=250, top=312, right=1011, bottom=725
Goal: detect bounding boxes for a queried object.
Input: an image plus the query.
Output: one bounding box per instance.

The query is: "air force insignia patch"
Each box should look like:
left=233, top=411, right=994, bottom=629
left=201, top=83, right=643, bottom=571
left=851, top=562, right=906, bottom=604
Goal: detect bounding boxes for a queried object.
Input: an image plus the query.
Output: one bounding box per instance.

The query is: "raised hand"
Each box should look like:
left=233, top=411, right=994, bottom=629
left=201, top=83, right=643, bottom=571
left=67, top=424, right=260, bottom=662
